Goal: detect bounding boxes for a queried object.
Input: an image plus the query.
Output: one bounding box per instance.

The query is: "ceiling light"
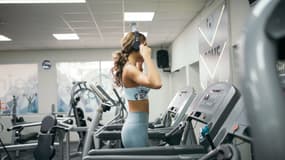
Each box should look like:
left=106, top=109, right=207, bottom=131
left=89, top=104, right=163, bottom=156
left=124, top=32, right=148, bottom=37
left=0, top=35, right=12, bottom=41
left=0, top=0, right=86, bottom=4
left=124, top=12, right=155, bottom=21
left=53, top=33, right=79, bottom=40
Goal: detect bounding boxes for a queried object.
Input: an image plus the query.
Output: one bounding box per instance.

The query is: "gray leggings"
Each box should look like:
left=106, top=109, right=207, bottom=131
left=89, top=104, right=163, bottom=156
left=121, top=112, right=149, bottom=148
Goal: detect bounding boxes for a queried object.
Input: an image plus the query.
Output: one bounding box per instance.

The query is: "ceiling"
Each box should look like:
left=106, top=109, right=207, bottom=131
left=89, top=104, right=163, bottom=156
left=0, top=0, right=207, bottom=51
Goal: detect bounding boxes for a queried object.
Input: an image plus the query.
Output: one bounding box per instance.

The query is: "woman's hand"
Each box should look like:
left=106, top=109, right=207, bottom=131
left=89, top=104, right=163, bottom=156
left=139, top=44, right=152, bottom=59
left=136, top=61, right=144, bottom=72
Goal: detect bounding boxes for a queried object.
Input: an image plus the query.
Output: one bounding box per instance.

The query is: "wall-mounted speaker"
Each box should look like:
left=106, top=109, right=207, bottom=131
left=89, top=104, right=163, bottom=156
left=248, top=0, right=258, bottom=6
left=156, top=49, right=169, bottom=68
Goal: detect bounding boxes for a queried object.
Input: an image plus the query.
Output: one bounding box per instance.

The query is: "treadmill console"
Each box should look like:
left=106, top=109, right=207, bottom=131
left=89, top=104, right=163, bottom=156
left=167, top=87, right=196, bottom=126
left=167, top=87, right=195, bottom=114
left=188, top=82, right=240, bottom=138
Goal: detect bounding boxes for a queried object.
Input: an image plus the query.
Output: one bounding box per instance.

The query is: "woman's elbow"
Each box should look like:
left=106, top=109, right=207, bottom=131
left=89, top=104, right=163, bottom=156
left=153, top=83, right=162, bottom=89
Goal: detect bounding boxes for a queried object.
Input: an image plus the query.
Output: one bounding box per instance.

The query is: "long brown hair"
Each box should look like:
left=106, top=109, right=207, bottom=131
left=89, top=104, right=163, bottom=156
left=112, top=32, right=146, bottom=87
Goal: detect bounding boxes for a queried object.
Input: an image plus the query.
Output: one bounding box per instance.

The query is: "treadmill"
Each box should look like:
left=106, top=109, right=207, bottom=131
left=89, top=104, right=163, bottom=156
left=83, top=82, right=240, bottom=160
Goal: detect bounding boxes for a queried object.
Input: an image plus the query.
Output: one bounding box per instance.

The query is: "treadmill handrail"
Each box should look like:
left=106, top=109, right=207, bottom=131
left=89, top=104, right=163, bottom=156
left=96, top=85, right=116, bottom=105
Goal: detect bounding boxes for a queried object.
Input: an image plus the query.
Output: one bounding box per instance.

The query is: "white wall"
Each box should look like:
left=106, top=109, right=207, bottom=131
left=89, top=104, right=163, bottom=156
left=148, top=71, right=171, bottom=121
left=170, top=24, right=199, bottom=72
left=187, top=62, right=202, bottom=92
left=170, top=0, right=251, bottom=90
left=229, top=0, right=251, bottom=46
left=171, top=67, right=187, bottom=95
left=229, top=0, right=251, bottom=88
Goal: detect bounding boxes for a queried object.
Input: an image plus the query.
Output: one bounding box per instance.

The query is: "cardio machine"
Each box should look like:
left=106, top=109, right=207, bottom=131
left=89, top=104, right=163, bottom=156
left=52, top=81, right=127, bottom=159
left=82, top=82, right=240, bottom=160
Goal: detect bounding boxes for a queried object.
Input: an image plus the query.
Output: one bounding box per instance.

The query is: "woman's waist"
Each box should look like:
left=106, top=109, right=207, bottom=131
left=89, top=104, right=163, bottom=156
left=128, top=100, right=149, bottom=112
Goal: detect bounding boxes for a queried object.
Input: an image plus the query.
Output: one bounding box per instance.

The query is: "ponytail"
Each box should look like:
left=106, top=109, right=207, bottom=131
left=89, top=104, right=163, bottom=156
left=112, top=32, right=146, bottom=87
left=112, top=51, right=128, bottom=87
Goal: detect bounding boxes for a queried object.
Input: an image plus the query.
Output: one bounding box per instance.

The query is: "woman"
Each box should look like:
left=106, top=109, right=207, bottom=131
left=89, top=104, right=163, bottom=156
left=112, top=31, right=162, bottom=148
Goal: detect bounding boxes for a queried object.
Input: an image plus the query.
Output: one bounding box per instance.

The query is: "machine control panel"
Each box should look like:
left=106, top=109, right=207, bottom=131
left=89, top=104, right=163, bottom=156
left=187, top=82, right=240, bottom=139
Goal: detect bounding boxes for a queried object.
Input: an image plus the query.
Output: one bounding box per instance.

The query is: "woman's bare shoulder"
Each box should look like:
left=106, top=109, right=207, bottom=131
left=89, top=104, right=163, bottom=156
left=124, top=63, right=138, bottom=73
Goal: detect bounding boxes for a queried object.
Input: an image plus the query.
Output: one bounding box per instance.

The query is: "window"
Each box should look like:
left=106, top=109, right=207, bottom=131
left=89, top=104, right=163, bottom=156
left=0, top=64, right=38, bottom=115
left=56, top=61, right=114, bottom=113
left=100, top=61, right=115, bottom=97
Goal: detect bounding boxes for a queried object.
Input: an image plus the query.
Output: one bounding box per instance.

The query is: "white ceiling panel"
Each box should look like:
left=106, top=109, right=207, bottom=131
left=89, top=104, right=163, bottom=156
left=0, top=0, right=207, bottom=51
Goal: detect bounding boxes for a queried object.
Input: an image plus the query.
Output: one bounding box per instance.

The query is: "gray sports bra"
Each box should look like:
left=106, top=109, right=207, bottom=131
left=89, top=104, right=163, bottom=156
left=123, top=86, right=150, bottom=101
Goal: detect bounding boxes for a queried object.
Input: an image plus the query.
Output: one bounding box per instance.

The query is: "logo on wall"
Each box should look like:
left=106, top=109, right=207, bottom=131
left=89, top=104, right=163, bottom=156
left=42, top=60, right=52, bottom=70
left=198, top=2, right=230, bottom=89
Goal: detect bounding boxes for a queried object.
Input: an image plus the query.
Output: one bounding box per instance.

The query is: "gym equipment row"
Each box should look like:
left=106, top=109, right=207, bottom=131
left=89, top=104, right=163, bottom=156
left=0, top=79, right=250, bottom=160
left=2, top=80, right=244, bottom=160
left=82, top=82, right=242, bottom=160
